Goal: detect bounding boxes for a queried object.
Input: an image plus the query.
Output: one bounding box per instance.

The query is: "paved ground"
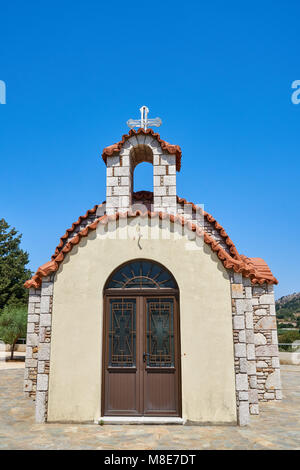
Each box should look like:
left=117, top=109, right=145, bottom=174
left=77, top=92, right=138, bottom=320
left=0, top=352, right=25, bottom=370
left=0, top=365, right=299, bottom=450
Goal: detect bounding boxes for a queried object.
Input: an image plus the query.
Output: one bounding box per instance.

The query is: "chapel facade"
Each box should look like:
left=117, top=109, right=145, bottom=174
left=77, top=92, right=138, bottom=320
left=24, top=114, right=281, bottom=426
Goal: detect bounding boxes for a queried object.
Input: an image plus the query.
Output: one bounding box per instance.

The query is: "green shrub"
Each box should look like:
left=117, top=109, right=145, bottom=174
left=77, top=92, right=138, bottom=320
left=0, top=305, right=27, bottom=359
left=278, top=330, right=300, bottom=352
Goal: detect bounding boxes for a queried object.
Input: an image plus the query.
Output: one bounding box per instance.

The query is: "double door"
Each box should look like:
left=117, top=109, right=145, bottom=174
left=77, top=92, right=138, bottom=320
left=102, top=294, right=181, bottom=416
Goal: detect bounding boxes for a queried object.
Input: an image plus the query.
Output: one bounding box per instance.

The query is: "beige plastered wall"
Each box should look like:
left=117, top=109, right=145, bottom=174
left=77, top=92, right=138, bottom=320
left=47, top=217, right=237, bottom=424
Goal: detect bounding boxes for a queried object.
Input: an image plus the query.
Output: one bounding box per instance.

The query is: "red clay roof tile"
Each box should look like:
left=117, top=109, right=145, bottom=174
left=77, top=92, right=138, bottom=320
left=50, top=192, right=240, bottom=262
left=24, top=210, right=278, bottom=289
left=51, top=204, right=99, bottom=260
left=176, top=196, right=241, bottom=259
left=240, top=256, right=278, bottom=285
left=102, top=128, right=182, bottom=171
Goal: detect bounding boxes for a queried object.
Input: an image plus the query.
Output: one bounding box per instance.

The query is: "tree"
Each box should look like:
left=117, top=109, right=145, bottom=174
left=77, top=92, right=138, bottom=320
left=0, top=218, right=31, bottom=310
left=0, top=305, right=27, bottom=359
left=278, top=322, right=296, bottom=329
left=278, top=330, right=300, bottom=352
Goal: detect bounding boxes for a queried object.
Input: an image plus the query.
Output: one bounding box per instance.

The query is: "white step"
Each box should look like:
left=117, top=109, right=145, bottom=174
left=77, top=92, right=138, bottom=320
left=95, top=416, right=185, bottom=425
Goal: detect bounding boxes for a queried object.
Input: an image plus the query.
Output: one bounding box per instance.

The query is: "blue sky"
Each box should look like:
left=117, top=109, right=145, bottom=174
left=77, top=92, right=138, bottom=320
left=0, top=1, right=299, bottom=298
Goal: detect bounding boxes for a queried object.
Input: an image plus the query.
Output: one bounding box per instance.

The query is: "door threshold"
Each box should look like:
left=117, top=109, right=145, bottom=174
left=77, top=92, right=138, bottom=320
left=96, top=416, right=185, bottom=425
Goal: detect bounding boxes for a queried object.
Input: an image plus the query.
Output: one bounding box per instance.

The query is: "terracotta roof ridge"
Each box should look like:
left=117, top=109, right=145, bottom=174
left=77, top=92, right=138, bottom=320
left=25, top=210, right=278, bottom=289
left=240, top=255, right=278, bottom=284
left=51, top=192, right=244, bottom=263
left=102, top=128, right=182, bottom=171
left=176, top=196, right=241, bottom=260
left=51, top=194, right=153, bottom=260
left=133, top=192, right=241, bottom=259
left=51, top=203, right=102, bottom=260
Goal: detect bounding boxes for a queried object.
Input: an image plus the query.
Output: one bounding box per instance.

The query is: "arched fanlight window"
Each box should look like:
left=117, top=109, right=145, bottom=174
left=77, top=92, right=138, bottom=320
left=106, top=260, right=177, bottom=289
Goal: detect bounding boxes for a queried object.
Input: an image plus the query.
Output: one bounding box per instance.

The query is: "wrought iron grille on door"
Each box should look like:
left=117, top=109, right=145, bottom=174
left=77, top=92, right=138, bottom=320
left=109, top=299, right=136, bottom=367
left=146, top=298, right=174, bottom=368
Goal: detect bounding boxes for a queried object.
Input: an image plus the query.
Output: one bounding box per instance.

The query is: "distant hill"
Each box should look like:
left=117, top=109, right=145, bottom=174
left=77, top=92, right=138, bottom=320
left=276, top=292, right=300, bottom=328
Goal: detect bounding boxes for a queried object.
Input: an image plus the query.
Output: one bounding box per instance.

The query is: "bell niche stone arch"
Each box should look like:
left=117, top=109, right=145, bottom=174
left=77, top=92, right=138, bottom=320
left=131, top=145, right=154, bottom=195
left=103, top=130, right=180, bottom=215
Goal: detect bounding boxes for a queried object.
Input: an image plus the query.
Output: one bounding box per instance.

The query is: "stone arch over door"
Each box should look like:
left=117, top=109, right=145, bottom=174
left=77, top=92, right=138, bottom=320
left=101, top=258, right=182, bottom=417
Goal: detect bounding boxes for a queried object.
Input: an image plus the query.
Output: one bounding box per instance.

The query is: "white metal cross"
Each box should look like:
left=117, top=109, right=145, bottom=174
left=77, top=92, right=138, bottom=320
left=127, top=106, right=162, bottom=130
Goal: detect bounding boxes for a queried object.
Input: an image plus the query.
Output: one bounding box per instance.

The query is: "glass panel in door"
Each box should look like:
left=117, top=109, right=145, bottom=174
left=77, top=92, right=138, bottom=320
left=146, top=298, right=174, bottom=368
left=108, top=299, right=136, bottom=368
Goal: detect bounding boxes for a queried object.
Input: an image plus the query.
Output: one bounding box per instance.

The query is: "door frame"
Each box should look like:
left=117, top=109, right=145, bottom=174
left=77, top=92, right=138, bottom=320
left=101, top=289, right=182, bottom=417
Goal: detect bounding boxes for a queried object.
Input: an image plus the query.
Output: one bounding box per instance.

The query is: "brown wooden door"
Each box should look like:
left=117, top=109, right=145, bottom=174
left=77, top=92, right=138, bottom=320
left=102, top=294, right=181, bottom=417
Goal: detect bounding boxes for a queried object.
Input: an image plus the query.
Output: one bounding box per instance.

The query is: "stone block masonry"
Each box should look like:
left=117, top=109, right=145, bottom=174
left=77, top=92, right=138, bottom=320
left=229, top=272, right=282, bottom=423
left=230, top=273, right=251, bottom=426
left=242, top=277, right=259, bottom=415
left=34, top=276, right=54, bottom=423
left=24, top=288, right=41, bottom=398
left=106, top=154, right=132, bottom=215
left=153, top=154, right=177, bottom=214
left=24, top=276, right=54, bottom=423
left=229, top=273, right=281, bottom=425
left=252, top=284, right=282, bottom=401
left=105, top=134, right=178, bottom=215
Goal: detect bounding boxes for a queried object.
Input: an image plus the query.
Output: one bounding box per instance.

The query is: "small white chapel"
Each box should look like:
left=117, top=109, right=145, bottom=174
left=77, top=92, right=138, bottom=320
left=24, top=106, right=281, bottom=426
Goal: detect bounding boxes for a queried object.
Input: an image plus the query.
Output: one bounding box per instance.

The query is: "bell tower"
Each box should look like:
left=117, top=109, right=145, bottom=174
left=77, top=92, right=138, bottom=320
left=102, top=106, right=182, bottom=215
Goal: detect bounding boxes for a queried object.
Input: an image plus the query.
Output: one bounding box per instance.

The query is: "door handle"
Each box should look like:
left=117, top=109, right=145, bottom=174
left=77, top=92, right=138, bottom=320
left=143, top=352, right=150, bottom=363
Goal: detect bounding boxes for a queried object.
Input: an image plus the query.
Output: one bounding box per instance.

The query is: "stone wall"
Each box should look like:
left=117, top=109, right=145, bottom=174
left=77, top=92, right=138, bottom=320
left=24, top=277, right=54, bottom=423
left=24, top=288, right=41, bottom=398
left=35, top=276, right=54, bottom=423
left=153, top=154, right=177, bottom=214
left=252, top=284, right=282, bottom=401
left=230, top=272, right=251, bottom=426
left=241, top=276, right=259, bottom=415
left=230, top=272, right=281, bottom=424
left=106, top=154, right=131, bottom=215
